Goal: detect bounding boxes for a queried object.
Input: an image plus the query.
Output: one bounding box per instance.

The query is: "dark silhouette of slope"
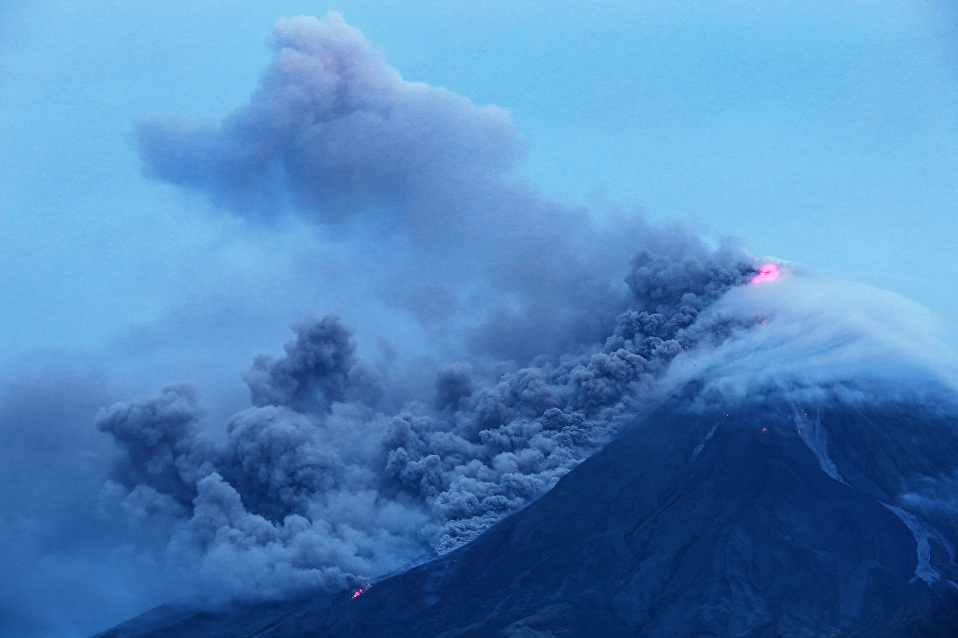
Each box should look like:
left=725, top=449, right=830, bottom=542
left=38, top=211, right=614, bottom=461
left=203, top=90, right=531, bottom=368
left=95, top=394, right=958, bottom=638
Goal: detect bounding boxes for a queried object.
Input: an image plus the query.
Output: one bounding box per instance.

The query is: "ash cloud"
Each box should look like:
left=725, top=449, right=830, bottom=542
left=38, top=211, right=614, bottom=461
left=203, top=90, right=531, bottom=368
left=133, top=12, right=696, bottom=366
left=243, top=315, right=358, bottom=410
left=97, top=384, right=215, bottom=509
left=89, top=9, right=958, bottom=616
left=136, top=13, right=521, bottom=225
left=99, top=242, right=757, bottom=601
left=0, top=12, right=952, bottom=638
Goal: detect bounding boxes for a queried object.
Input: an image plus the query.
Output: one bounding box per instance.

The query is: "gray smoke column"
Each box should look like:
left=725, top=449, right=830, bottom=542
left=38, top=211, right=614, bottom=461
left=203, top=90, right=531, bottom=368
left=136, top=13, right=521, bottom=225
left=243, top=315, right=357, bottom=410
left=98, top=263, right=958, bottom=605
left=98, top=240, right=755, bottom=601
left=134, top=12, right=718, bottom=365
left=119, top=23, right=764, bottom=590
left=98, top=11, right=958, bottom=610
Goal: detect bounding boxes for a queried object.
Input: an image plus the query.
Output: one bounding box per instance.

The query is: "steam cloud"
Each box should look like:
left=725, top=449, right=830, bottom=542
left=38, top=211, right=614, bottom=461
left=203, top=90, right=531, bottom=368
left=89, top=11, right=958, bottom=609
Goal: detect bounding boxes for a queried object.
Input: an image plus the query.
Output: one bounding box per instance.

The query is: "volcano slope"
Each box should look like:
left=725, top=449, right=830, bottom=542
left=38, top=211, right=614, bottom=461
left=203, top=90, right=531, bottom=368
left=97, top=388, right=958, bottom=638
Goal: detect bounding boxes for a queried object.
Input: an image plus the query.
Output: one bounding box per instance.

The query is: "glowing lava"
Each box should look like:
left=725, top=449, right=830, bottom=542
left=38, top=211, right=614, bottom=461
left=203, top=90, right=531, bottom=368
left=351, top=586, right=369, bottom=599
left=751, top=263, right=780, bottom=285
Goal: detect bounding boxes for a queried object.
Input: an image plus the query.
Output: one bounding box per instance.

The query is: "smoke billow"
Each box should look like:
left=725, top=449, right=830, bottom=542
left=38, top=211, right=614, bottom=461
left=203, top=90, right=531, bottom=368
left=133, top=12, right=714, bottom=366
left=91, top=10, right=958, bottom=609
left=96, top=238, right=754, bottom=600
left=243, top=315, right=358, bottom=410
left=136, top=13, right=521, bottom=226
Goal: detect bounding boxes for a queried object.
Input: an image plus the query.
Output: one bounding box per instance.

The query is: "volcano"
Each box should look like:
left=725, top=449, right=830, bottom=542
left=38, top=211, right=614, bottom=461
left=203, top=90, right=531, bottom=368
left=95, top=387, right=958, bottom=638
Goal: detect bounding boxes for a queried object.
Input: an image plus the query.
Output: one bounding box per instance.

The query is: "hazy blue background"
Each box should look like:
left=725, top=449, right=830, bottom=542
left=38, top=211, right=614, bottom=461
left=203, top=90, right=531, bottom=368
left=3, top=0, right=957, bottom=360
left=1, top=2, right=956, bottom=636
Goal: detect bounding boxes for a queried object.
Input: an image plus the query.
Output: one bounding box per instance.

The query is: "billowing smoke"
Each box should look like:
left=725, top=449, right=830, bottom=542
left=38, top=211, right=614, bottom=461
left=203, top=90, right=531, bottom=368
left=89, top=10, right=958, bottom=611
left=136, top=13, right=521, bottom=225
left=134, top=12, right=704, bottom=366
left=243, top=315, right=357, bottom=410
left=96, top=237, right=755, bottom=600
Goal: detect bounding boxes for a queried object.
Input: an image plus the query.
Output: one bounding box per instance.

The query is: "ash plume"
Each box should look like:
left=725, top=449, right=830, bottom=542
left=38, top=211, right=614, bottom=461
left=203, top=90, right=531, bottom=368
left=89, top=10, right=958, bottom=612
left=135, top=13, right=521, bottom=225
left=97, top=231, right=755, bottom=600
left=133, top=12, right=718, bottom=366
left=243, top=315, right=357, bottom=410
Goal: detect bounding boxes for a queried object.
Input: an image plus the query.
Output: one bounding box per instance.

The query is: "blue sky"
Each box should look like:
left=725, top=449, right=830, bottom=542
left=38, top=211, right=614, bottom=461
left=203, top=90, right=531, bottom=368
left=1, top=2, right=957, bottom=636
left=2, top=0, right=957, bottom=359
